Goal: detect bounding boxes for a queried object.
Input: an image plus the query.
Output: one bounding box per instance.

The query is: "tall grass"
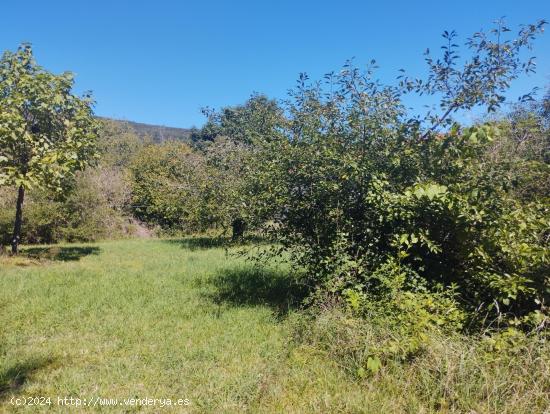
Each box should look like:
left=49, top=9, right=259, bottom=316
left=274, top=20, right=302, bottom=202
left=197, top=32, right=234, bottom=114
left=1, top=239, right=548, bottom=413
left=278, top=308, right=550, bottom=413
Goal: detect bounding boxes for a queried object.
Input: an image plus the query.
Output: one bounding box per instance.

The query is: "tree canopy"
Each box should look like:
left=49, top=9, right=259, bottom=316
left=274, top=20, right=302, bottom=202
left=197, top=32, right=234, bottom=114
left=0, top=43, right=99, bottom=252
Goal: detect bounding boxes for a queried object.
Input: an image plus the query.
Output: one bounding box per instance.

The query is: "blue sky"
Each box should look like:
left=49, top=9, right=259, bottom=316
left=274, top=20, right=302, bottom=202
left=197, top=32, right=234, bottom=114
left=1, top=1, right=548, bottom=128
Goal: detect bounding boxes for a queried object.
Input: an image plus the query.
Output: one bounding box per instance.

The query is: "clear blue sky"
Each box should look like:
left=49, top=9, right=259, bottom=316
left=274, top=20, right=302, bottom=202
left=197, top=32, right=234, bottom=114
left=1, top=0, right=548, bottom=128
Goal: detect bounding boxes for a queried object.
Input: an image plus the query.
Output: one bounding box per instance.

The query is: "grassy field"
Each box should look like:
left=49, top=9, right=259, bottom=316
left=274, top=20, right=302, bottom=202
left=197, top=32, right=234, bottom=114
left=0, top=239, right=366, bottom=413
left=1, top=239, right=548, bottom=413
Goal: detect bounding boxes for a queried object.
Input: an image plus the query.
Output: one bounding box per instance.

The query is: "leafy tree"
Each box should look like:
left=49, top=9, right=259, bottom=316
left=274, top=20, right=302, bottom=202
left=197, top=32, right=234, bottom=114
left=0, top=167, right=134, bottom=245
left=97, top=119, right=146, bottom=168
left=248, top=21, right=548, bottom=329
left=191, top=94, right=285, bottom=146
left=200, top=137, right=254, bottom=239
left=130, top=141, right=199, bottom=230
left=485, top=97, right=550, bottom=203
left=399, top=19, right=547, bottom=135
left=190, top=94, right=285, bottom=238
left=0, top=44, right=99, bottom=253
left=129, top=138, right=254, bottom=239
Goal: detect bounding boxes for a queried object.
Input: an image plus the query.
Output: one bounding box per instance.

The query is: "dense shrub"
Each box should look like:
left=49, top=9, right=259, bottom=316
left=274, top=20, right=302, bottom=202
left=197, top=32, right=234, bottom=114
left=0, top=118, right=145, bottom=245
left=98, top=119, right=147, bottom=168
left=243, top=22, right=549, bottom=331
left=129, top=141, right=200, bottom=230
left=58, top=168, right=134, bottom=242
left=0, top=168, right=134, bottom=244
left=0, top=186, right=62, bottom=244
left=129, top=137, right=256, bottom=238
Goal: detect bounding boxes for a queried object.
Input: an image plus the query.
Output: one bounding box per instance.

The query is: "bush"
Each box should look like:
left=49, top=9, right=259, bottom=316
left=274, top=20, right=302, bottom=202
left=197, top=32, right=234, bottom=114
left=247, top=22, right=549, bottom=330
left=0, top=186, right=62, bottom=245
left=130, top=137, right=255, bottom=238
left=58, top=168, right=133, bottom=242
left=129, top=141, right=201, bottom=230
left=0, top=119, right=144, bottom=246
left=0, top=168, right=134, bottom=245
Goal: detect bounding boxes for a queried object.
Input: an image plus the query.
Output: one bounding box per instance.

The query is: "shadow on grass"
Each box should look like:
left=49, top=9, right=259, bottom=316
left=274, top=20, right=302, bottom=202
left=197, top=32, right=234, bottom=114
left=21, top=246, right=100, bottom=262
left=163, top=235, right=268, bottom=251
left=0, top=358, right=55, bottom=400
left=208, top=266, right=309, bottom=317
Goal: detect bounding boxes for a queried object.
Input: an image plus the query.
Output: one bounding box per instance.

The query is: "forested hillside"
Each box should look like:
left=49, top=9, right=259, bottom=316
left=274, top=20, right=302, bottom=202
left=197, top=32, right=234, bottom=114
left=99, top=117, right=192, bottom=143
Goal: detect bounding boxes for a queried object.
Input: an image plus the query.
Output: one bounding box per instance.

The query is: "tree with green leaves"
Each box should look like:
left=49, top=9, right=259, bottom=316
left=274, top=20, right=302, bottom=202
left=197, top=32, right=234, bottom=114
left=130, top=141, right=198, bottom=230
left=191, top=93, right=285, bottom=146
left=0, top=44, right=99, bottom=253
left=190, top=94, right=285, bottom=239
left=247, top=20, right=548, bottom=330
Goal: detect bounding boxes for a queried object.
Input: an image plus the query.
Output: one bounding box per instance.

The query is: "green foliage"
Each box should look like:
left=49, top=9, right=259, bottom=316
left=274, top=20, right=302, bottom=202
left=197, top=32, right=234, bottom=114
left=198, top=137, right=255, bottom=237
left=0, top=43, right=99, bottom=252
left=130, top=141, right=199, bottom=229
left=0, top=186, right=62, bottom=244
left=187, top=94, right=286, bottom=238
left=129, top=136, right=258, bottom=238
left=192, top=94, right=285, bottom=146
left=0, top=43, right=98, bottom=191
left=58, top=169, right=133, bottom=242
left=487, top=99, right=550, bottom=203
left=97, top=119, right=146, bottom=168
left=289, top=306, right=550, bottom=413
left=0, top=116, right=142, bottom=246
left=1, top=20, right=548, bottom=414
left=0, top=169, right=133, bottom=244
left=245, top=22, right=549, bottom=330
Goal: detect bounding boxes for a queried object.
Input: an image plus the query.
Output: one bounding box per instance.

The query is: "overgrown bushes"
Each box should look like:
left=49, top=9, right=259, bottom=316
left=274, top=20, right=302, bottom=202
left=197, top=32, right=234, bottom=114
left=0, top=168, right=134, bottom=244
left=1, top=20, right=547, bottom=341
left=130, top=141, right=201, bottom=230
left=129, top=137, right=254, bottom=238
left=240, top=22, right=549, bottom=333
left=288, top=307, right=549, bottom=413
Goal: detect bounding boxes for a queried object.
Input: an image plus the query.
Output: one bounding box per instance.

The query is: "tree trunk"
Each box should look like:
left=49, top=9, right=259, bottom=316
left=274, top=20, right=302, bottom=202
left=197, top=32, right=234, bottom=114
left=11, top=185, right=25, bottom=255
left=231, top=218, right=246, bottom=241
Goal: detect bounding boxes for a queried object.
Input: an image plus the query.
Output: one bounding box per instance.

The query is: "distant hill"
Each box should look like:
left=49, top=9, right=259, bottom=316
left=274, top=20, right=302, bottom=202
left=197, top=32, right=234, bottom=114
left=100, top=117, right=193, bottom=143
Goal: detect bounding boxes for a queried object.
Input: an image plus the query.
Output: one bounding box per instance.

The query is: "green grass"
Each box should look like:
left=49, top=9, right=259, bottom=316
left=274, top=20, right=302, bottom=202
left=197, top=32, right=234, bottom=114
left=0, top=239, right=289, bottom=413
left=1, top=239, right=548, bottom=413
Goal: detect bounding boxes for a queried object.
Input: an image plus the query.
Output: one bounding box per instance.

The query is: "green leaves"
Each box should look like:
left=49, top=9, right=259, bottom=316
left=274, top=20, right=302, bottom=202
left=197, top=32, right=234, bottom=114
left=129, top=138, right=253, bottom=234
left=242, top=28, right=549, bottom=332
left=0, top=43, right=99, bottom=192
left=0, top=43, right=98, bottom=252
left=366, top=356, right=381, bottom=374
left=410, top=183, right=448, bottom=201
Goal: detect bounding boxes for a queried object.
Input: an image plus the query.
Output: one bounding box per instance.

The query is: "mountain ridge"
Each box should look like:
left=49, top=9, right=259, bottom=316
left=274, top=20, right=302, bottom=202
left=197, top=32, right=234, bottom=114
left=100, top=117, right=194, bottom=143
